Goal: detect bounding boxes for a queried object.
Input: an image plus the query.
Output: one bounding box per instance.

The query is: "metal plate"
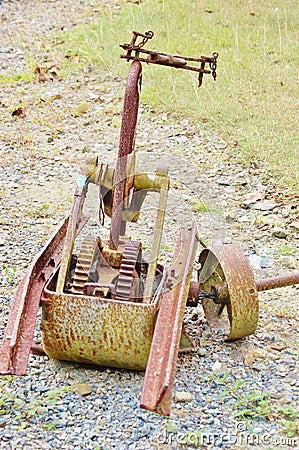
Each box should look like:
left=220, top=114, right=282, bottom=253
left=198, top=244, right=259, bottom=340
left=41, top=269, right=161, bottom=370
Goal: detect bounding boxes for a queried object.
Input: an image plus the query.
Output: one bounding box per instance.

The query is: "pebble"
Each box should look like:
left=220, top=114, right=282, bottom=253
left=175, top=391, right=193, bottom=402
left=260, top=256, right=274, bottom=268
left=248, top=254, right=263, bottom=270
left=211, top=360, right=223, bottom=372
left=71, top=383, right=92, bottom=396
left=198, top=348, right=208, bottom=357
left=272, top=227, right=289, bottom=238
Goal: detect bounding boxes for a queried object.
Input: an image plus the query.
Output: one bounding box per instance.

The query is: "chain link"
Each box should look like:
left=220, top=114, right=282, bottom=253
left=135, top=31, right=154, bottom=50
left=209, top=52, right=218, bottom=80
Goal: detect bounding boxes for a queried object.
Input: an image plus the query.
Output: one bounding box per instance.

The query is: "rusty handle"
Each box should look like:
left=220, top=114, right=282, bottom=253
left=256, top=271, right=299, bottom=292
left=109, top=60, right=142, bottom=250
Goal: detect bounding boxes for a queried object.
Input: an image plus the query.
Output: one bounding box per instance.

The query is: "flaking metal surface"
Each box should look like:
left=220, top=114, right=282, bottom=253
left=140, top=222, right=198, bottom=415
left=41, top=271, right=160, bottom=370
left=199, top=244, right=259, bottom=340
left=0, top=217, right=71, bottom=375
left=109, top=61, right=142, bottom=249
left=256, top=271, right=299, bottom=292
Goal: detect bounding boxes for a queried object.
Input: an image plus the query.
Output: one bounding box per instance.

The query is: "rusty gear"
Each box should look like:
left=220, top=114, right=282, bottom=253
left=115, top=240, right=142, bottom=302
left=69, top=236, right=98, bottom=295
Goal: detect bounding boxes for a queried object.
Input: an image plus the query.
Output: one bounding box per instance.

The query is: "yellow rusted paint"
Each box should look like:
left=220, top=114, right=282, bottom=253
left=199, top=244, right=259, bottom=340
left=41, top=271, right=160, bottom=370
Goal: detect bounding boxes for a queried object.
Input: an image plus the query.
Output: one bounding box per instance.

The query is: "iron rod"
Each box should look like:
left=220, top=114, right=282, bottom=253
left=256, top=272, right=299, bottom=292
left=109, top=61, right=142, bottom=250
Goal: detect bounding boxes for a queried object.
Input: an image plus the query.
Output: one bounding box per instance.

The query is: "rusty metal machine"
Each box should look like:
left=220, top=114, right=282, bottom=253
left=1, top=31, right=298, bottom=416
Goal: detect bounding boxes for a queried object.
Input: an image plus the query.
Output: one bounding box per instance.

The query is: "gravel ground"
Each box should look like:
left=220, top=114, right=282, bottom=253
left=0, top=1, right=298, bottom=449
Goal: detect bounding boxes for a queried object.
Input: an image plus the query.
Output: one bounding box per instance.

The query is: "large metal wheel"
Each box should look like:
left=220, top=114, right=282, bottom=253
left=198, top=244, right=259, bottom=340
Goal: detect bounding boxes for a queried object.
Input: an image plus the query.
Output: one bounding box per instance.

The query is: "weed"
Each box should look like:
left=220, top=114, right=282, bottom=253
left=234, top=391, right=274, bottom=420
left=34, top=203, right=52, bottom=218
left=275, top=304, right=295, bottom=319
left=78, top=146, right=92, bottom=154
left=276, top=244, right=297, bottom=256
left=0, top=377, right=71, bottom=420
left=5, top=266, right=18, bottom=285
left=282, top=418, right=299, bottom=438
left=0, top=72, right=34, bottom=84
left=167, top=421, right=178, bottom=432
left=190, top=199, right=209, bottom=213
left=218, top=379, right=298, bottom=435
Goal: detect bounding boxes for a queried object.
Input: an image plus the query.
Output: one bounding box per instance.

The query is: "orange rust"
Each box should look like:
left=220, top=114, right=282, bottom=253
left=41, top=268, right=162, bottom=370
left=199, top=244, right=259, bottom=340
left=140, top=222, right=198, bottom=416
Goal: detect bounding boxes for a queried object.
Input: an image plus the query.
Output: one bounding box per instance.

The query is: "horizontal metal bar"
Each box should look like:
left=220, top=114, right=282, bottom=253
left=256, top=272, right=299, bottom=292
left=120, top=55, right=211, bottom=74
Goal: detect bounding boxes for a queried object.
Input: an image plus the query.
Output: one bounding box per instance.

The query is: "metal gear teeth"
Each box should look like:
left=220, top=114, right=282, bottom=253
left=115, top=241, right=142, bottom=302
left=70, top=236, right=97, bottom=295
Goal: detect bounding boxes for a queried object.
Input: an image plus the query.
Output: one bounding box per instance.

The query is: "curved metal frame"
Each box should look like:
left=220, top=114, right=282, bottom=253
left=198, top=244, right=259, bottom=340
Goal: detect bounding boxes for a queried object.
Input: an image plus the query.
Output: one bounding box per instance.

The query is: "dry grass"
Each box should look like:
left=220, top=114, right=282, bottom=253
left=58, top=0, right=298, bottom=189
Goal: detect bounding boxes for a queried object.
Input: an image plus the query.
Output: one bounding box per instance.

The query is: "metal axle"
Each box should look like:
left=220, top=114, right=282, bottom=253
left=255, top=271, right=299, bottom=292
left=188, top=271, right=299, bottom=306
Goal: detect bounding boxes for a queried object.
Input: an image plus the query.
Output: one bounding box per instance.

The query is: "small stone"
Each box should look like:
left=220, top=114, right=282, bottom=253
left=268, top=343, right=286, bottom=352
left=268, top=392, right=283, bottom=399
left=198, top=348, right=208, bottom=357
left=272, top=227, right=288, bottom=238
left=290, top=220, right=299, bottom=231
left=248, top=254, right=262, bottom=270
left=71, top=383, right=92, bottom=396
left=199, top=337, right=207, bottom=347
left=253, top=200, right=278, bottom=211
left=175, top=391, right=193, bottom=402
left=238, top=215, right=250, bottom=223
left=252, top=362, right=265, bottom=371
left=0, top=46, right=11, bottom=53
left=0, top=416, right=9, bottom=427
left=176, top=135, right=188, bottom=143
left=244, top=353, right=255, bottom=366
left=211, top=361, right=223, bottom=372
left=216, top=177, right=231, bottom=186
left=251, top=349, right=266, bottom=359
left=55, top=420, right=67, bottom=428
left=74, top=102, right=89, bottom=115
left=260, top=257, right=274, bottom=268
left=268, top=352, right=281, bottom=361
left=263, top=322, right=275, bottom=331
left=36, top=406, right=48, bottom=415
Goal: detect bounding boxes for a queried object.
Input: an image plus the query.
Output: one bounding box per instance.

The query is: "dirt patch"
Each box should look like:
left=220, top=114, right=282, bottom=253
left=0, top=0, right=298, bottom=448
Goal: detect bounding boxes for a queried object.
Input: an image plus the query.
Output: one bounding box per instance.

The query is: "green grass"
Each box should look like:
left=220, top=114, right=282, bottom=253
left=57, top=0, right=298, bottom=189
left=276, top=244, right=298, bottom=256
left=0, top=72, right=34, bottom=84
left=217, top=376, right=299, bottom=436
left=0, top=376, right=72, bottom=428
